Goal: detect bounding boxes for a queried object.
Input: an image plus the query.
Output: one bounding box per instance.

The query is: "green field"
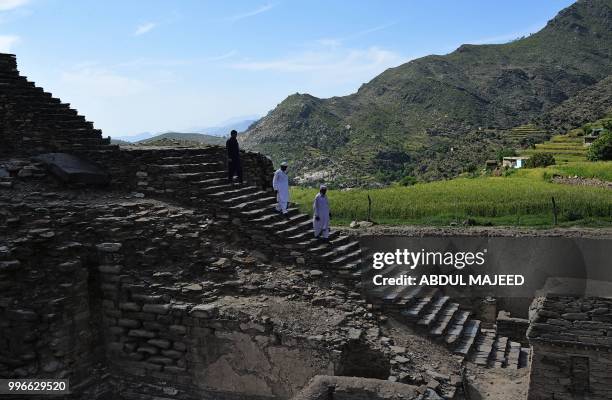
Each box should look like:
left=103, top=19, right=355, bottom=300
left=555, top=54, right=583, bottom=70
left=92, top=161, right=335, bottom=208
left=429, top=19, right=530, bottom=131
left=544, top=162, right=612, bottom=182
left=521, top=133, right=587, bottom=163
left=290, top=172, right=612, bottom=227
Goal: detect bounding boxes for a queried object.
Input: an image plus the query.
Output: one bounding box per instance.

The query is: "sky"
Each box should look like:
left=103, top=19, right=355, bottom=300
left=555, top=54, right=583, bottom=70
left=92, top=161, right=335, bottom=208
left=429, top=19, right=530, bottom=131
left=0, top=0, right=575, bottom=138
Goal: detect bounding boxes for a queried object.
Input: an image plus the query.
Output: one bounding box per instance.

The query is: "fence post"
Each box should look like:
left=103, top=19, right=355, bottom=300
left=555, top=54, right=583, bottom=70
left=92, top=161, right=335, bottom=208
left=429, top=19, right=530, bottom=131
left=551, top=196, right=558, bottom=225
left=367, top=194, right=372, bottom=222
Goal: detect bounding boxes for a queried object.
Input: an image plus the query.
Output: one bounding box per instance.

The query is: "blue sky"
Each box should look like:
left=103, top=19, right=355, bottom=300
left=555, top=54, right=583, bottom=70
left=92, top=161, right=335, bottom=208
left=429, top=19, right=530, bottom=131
left=0, top=0, right=574, bottom=137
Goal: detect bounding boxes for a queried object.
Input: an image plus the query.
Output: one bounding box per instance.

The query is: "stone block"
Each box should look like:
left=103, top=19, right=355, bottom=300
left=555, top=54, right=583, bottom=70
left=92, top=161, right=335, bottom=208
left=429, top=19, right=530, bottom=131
left=128, top=329, right=155, bottom=339
left=142, top=303, right=170, bottom=315
left=189, top=304, right=218, bottom=319
left=33, top=153, right=109, bottom=185
left=147, top=339, right=171, bottom=349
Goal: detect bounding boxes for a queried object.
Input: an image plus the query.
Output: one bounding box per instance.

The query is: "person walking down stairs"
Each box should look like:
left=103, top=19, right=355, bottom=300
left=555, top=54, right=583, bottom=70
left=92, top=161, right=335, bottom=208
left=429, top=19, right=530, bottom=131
left=273, top=161, right=290, bottom=218
left=225, top=129, right=243, bottom=184
left=313, top=184, right=331, bottom=241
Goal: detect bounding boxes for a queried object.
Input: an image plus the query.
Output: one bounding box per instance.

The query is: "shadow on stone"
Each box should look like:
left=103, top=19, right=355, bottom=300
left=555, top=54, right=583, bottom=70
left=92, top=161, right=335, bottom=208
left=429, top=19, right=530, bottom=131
left=34, top=153, right=109, bottom=185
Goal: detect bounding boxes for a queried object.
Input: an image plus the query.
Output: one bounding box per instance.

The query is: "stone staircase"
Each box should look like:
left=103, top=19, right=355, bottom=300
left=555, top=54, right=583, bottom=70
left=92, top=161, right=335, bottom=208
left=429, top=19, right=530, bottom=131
left=0, top=53, right=116, bottom=156
left=139, top=154, right=530, bottom=372
left=366, top=264, right=530, bottom=369
left=140, top=153, right=364, bottom=278
left=140, top=154, right=532, bottom=372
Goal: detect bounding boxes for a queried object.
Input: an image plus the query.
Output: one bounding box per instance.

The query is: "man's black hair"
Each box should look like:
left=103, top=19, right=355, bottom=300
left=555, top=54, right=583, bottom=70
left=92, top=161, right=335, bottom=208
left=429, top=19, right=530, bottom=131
left=230, top=130, right=238, bottom=136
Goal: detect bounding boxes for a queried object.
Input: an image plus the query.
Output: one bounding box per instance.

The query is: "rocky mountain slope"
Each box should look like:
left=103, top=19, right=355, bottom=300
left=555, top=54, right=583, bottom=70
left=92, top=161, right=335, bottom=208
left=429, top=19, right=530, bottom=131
left=535, top=75, right=612, bottom=134
left=242, top=0, right=612, bottom=185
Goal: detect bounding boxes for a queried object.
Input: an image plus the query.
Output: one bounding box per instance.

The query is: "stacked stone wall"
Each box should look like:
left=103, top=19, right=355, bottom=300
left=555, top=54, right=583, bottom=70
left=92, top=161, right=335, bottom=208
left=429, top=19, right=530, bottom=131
left=0, top=53, right=115, bottom=156
left=527, top=296, right=612, bottom=400
left=0, top=194, right=355, bottom=399
left=496, top=311, right=529, bottom=346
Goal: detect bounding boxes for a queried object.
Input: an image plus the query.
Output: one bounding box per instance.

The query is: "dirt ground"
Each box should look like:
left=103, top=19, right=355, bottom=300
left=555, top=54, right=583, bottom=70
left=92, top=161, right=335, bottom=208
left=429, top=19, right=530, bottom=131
left=339, top=225, right=612, bottom=239
left=463, top=363, right=529, bottom=400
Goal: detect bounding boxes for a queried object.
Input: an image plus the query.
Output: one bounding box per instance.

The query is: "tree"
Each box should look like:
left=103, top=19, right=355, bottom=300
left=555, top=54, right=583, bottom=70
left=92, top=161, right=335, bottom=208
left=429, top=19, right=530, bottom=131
left=526, top=152, right=555, bottom=168
left=399, top=175, right=417, bottom=186
left=587, top=131, right=612, bottom=161
left=496, top=148, right=517, bottom=163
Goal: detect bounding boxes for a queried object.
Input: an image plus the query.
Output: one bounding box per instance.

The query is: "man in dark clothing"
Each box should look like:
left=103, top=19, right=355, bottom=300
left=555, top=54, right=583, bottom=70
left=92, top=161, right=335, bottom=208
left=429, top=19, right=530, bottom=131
left=226, top=129, right=243, bottom=184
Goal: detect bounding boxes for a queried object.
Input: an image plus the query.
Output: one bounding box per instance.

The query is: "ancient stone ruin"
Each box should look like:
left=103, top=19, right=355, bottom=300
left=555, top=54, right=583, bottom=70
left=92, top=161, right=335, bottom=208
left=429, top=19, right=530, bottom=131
left=527, top=296, right=612, bottom=400
left=1, top=52, right=611, bottom=399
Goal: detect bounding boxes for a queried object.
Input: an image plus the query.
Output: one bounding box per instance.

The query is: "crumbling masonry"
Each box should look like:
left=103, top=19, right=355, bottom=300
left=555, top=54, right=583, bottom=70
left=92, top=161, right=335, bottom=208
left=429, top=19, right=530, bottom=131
left=1, top=52, right=610, bottom=399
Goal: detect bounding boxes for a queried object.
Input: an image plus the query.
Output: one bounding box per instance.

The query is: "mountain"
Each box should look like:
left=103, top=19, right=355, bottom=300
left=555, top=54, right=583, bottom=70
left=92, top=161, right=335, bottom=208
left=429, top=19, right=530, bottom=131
left=114, top=132, right=155, bottom=142
left=242, top=0, right=612, bottom=185
left=188, top=117, right=259, bottom=136
left=536, top=75, right=612, bottom=134
left=137, top=132, right=226, bottom=146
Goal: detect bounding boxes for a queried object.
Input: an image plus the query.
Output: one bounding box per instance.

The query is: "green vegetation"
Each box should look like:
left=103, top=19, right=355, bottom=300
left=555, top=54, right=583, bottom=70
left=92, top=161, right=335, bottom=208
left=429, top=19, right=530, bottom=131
left=521, top=133, right=587, bottom=163
left=290, top=172, right=612, bottom=227
left=545, top=162, right=612, bottom=182
left=587, top=132, right=612, bottom=161
left=525, top=152, right=555, bottom=168
left=496, top=148, right=517, bottom=162
left=244, top=0, right=612, bottom=185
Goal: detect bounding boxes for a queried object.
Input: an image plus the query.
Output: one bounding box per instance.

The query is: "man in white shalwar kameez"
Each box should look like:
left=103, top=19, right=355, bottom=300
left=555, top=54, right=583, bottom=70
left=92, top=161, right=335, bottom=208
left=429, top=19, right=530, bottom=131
left=273, top=161, right=290, bottom=217
left=313, top=184, right=331, bottom=240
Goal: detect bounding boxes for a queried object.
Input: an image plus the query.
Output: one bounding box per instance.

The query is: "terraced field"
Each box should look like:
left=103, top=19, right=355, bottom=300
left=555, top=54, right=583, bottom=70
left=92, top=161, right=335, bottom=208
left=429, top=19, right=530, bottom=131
left=507, top=124, right=549, bottom=144
left=521, top=133, right=587, bottom=163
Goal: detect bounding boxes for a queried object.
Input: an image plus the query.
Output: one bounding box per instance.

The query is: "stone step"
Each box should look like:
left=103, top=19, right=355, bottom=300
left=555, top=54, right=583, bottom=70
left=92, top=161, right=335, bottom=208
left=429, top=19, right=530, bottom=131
left=249, top=207, right=300, bottom=227
left=400, top=290, right=438, bottom=321
left=242, top=206, right=293, bottom=219
left=286, top=230, right=316, bottom=243
left=470, top=330, right=496, bottom=366
left=518, top=347, right=530, bottom=369
left=223, top=190, right=270, bottom=206
left=453, top=319, right=481, bottom=356
left=505, top=341, right=521, bottom=370
left=210, top=185, right=261, bottom=199
left=198, top=183, right=237, bottom=195
left=170, top=171, right=226, bottom=181
left=444, top=310, right=471, bottom=345
left=488, top=336, right=509, bottom=368
left=430, top=303, right=460, bottom=337
left=308, top=235, right=351, bottom=255
left=276, top=219, right=313, bottom=236
left=260, top=212, right=309, bottom=229
left=417, top=296, right=450, bottom=328
left=195, top=177, right=234, bottom=188
left=329, top=249, right=362, bottom=266
left=320, top=241, right=361, bottom=260
left=231, top=196, right=277, bottom=212
left=382, top=284, right=422, bottom=305
left=148, top=162, right=223, bottom=173
left=333, top=260, right=362, bottom=272
left=159, top=154, right=221, bottom=164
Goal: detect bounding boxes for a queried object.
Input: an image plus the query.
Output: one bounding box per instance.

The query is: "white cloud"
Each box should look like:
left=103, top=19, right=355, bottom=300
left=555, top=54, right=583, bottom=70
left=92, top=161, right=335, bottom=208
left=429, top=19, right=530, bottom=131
left=0, top=0, right=28, bottom=11
left=232, top=46, right=406, bottom=84
left=0, top=34, right=19, bottom=51
left=60, top=66, right=150, bottom=98
left=226, top=3, right=274, bottom=22
left=206, top=50, right=238, bottom=62
left=315, top=22, right=396, bottom=48
left=467, top=23, right=545, bottom=45
left=134, top=22, right=157, bottom=36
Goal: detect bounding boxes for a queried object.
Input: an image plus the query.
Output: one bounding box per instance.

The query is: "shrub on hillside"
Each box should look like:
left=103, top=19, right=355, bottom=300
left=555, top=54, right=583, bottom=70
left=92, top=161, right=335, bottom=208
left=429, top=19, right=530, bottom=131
left=587, top=131, right=612, bottom=161
left=526, top=152, right=555, bottom=168
left=496, top=148, right=517, bottom=162
left=399, top=175, right=417, bottom=186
